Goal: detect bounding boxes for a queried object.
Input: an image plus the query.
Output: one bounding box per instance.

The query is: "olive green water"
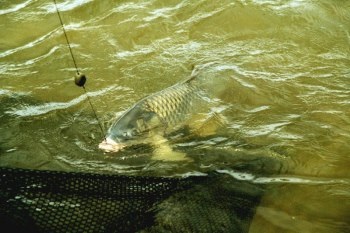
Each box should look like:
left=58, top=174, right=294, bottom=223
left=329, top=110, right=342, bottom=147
left=1, top=0, right=350, bottom=232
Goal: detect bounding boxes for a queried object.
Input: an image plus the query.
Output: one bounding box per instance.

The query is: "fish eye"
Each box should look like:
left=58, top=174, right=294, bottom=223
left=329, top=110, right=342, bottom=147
left=123, top=130, right=136, bottom=138
left=132, top=129, right=138, bottom=135
left=121, top=128, right=139, bottom=140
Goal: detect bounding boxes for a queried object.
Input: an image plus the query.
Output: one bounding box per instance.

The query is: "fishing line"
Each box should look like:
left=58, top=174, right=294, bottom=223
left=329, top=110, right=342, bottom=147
left=53, top=0, right=79, bottom=74
left=53, top=0, right=106, bottom=141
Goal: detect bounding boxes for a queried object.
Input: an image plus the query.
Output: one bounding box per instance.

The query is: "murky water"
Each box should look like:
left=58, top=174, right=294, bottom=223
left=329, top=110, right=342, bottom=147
left=1, top=0, right=350, bottom=232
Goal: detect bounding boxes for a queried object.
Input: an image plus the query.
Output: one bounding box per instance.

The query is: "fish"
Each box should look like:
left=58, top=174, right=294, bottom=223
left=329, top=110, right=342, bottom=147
left=98, top=70, right=201, bottom=158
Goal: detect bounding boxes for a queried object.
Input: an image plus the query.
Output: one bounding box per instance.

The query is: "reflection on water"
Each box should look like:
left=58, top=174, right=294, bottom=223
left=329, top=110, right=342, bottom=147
left=1, top=0, right=350, bottom=232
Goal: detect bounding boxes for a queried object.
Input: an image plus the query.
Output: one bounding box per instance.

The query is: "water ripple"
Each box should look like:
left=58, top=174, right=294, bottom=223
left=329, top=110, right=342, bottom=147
left=0, top=46, right=61, bottom=75
left=40, top=0, right=93, bottom=13
left=0, top=0, right=35, bottom=15
left=0, top=28, right=60, bottom=58
left=6, top=85, right=120, bottom=117
left=217, top=169, right=350, bottom=185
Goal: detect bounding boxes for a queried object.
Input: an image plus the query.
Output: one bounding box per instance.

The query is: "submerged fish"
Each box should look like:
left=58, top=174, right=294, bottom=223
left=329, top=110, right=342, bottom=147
left=99, top=71, right=201, bottom=156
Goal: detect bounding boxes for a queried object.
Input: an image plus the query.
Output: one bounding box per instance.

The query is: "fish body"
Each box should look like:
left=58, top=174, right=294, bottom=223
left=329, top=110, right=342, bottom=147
left=99, top=74, right=199, bottom=154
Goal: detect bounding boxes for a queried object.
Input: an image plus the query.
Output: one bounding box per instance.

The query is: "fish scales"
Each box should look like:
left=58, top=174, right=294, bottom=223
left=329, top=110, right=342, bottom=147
left=143, top=82, right=197, bottom=127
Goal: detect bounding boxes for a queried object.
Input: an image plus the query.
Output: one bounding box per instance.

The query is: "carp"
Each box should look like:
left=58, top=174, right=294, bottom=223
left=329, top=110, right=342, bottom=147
left=99, top=69, right=225, bottom=161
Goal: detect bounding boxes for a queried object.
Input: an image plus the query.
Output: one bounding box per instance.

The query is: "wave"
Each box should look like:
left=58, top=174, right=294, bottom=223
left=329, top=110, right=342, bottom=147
left=0, top=46, right=61, bottom=75
left=40, top=0, right=93, bottom=13
left=6, top=85, right=119, bottom=117
left=0, top=28, right=60, bottom=58
left=0, top=0, right=35, bottom=15
left=216, top=169, right=350, bottom=185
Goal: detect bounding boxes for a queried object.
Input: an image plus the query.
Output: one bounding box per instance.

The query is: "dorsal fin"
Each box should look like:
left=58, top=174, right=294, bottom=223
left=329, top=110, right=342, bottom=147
left=183, top=65, right=199, bottom=84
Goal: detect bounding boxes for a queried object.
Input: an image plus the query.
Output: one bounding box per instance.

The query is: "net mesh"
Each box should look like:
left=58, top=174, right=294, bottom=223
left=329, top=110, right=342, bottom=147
left=0, top=167, right=263, bottom=233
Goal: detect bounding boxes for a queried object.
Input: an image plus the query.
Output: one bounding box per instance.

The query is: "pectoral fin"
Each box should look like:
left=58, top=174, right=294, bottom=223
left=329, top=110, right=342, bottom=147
left=150, top=133, right=192, bottom=162
left=189, top=112, right=227, bottom=137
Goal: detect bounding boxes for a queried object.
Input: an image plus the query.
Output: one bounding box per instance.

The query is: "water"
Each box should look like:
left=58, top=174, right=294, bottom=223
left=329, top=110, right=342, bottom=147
left=1, top=0, right=350, bottom=232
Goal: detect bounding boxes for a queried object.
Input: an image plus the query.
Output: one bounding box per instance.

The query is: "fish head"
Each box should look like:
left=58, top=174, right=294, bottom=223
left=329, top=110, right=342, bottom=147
left=99, top=104, right=161, bottom=152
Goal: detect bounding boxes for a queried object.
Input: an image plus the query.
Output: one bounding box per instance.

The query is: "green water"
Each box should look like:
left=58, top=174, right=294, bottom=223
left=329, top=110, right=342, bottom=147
left=1, top=0, right=350, bottom=232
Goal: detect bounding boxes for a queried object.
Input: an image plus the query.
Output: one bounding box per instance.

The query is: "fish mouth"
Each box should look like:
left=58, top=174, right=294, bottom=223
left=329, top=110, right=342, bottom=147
left=98, top=138, right=126, bottom=152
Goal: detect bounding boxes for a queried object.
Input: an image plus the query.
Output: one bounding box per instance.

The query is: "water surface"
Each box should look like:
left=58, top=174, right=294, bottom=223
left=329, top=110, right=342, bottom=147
left=1, top=0, right=350, bottom=232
